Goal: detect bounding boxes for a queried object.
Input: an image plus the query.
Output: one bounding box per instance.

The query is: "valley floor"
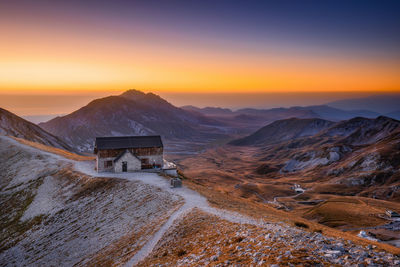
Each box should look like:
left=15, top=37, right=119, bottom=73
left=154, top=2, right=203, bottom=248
left=1, top=136, right=400, bottom=266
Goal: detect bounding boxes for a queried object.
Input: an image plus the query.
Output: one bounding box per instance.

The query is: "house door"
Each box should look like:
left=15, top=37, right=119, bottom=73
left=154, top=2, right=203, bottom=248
left=122, top=161, right=127, bottom=172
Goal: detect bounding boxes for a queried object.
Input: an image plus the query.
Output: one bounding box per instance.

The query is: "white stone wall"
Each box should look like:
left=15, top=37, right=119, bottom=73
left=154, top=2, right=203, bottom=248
left=96, top=150, right=163, bottom=172
left=114, top=151, right=141, bottom=172
left=97, top=156, right=115, bottom=172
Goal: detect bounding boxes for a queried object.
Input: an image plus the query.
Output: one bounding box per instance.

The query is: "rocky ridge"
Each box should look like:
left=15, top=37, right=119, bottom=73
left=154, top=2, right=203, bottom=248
left=0, top=107, right=71, bottom=151
left=141, top=209, right=400, bottom=266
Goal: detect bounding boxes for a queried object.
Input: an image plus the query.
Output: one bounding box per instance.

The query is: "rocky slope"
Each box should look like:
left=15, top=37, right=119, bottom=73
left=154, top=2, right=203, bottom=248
left=229, top=118, right=334, bottom=146
left=319, top=116, right=400, bottom=145
left=227, top=116, right=400, bottom=196
left=39, top=90, right=226, bottom=152
left=0, top=136, right=182, bottom=266
left=2, top=136, right=400, bottom=266
left=141, top=209, right=400, bottom=266
left=179, top=116, right=400, bottom=242
left=0, top=108, right=71, bottom=150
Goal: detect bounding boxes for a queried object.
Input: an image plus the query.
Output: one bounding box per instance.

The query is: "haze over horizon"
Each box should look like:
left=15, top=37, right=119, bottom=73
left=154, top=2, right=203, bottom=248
left=1, top=90, right=400, bottom=119
left=1, top=0, right=400, bottom=116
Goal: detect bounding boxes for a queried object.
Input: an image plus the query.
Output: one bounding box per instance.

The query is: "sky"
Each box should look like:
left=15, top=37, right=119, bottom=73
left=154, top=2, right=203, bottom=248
left=0, top=0, right=400, bottom=115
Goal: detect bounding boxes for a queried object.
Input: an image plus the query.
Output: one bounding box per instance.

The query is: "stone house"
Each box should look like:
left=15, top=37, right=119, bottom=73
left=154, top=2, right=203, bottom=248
left=94, top=135, right=163, bottom=172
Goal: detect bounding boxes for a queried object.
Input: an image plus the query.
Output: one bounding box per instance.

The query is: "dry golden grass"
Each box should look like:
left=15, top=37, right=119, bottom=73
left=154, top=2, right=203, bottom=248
left=304, top=197, right=387, bottom=228
left=177, top=138, right=400, bottom=253
left=11, top=136, right=95, bottom=161
left=8, top=136, right=400, bottom=255
left=181, top=174, right=400, bottom=255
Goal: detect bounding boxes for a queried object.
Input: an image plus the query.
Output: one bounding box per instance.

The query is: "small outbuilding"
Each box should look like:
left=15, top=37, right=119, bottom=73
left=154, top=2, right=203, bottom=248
left=170, top=178, right=182, bottom=188
left=94, top=135, right=163, bottom=173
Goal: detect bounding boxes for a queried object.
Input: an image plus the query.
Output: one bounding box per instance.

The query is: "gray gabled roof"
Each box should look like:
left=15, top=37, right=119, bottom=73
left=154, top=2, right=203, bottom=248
left=94, top=135, right=163, bottom=152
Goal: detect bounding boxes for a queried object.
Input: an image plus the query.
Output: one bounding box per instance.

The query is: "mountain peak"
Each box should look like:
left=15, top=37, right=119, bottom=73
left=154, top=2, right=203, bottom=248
left=120, top=89, right=170, bottom=106
left=120, top=89, right=146, bottom=99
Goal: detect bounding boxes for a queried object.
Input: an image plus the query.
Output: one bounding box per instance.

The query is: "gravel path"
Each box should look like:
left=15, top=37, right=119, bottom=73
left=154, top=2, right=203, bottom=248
left=3, top=137, right=266, bottom=265
left=74, top=161, right=271, bottom=266
left=5, top=138, right=400, bottom=266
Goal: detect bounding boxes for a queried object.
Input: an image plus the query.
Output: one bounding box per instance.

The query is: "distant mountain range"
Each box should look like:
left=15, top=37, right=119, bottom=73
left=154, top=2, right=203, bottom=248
left=229, top=118, right=334, bottom=146
left=326, top=94, right=400, bottom=114
left=230, top=116, right=400, bottom=147
left=36, top=90, right=398, bottom=153
left=39, top=90, right=227, bottom=152
left=181, top=105, right=233, bottom=116
left=0, top=108, right=71, bottom=150
left=183, top=104, right=380, bottom=121
left=386, top=110, right=400, bottom=120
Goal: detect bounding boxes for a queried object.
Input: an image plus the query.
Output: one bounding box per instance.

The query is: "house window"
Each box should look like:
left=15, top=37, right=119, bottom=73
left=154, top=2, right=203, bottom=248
left=104, top=160, right=113, bottom=168
left=141, top=158, right=152, bottom=169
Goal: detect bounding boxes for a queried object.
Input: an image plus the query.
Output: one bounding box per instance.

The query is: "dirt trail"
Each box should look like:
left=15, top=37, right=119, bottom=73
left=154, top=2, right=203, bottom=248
left=5, top=137, right=400, bottom=266
left=2, top=136, right=270, bottom=266
left=74, top=161, right=278, bottom=266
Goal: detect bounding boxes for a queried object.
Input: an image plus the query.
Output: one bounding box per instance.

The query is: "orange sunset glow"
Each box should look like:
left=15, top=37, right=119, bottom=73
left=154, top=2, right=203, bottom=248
left=3, top=2, right=400, bottom=264
left=1, top=1, right=400, bottom=95
left=1, top=26, right=400, bottom=94
left=1, top=0, right=400, bottom=117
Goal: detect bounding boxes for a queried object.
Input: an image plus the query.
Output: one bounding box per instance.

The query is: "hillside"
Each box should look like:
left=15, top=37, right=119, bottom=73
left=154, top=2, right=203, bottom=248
left=0, top=107, right=71, bottom=151
left=2, top=136, right=400, bottom=266
left=0, top=136, right=182, bottom=266
left=179, top=116, right=400, bottom=243
left=229, top=118, right=334, bottom=146
left=230, top=116, right=400, bottom=147
left=39, top=90, right=226, bottom=152
left=320, top=116, right=400, bottom=145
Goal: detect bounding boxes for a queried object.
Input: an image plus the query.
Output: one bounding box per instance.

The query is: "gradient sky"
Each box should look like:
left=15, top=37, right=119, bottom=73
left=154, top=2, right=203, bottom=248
left=1, top=0, right=400, bottom=117
left=1, top=0, right=399, bottom=94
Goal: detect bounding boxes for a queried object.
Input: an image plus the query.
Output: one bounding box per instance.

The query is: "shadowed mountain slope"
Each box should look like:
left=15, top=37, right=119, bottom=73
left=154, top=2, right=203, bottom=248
left=229, top=118, right=334, bottom=146
left=231, top=116, right=400, bottom=147
left=319, top=116, right=400, bottom=145
left=39, top=90, right=225, bottom=152
left=0, top=108, right=71, bottom=150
